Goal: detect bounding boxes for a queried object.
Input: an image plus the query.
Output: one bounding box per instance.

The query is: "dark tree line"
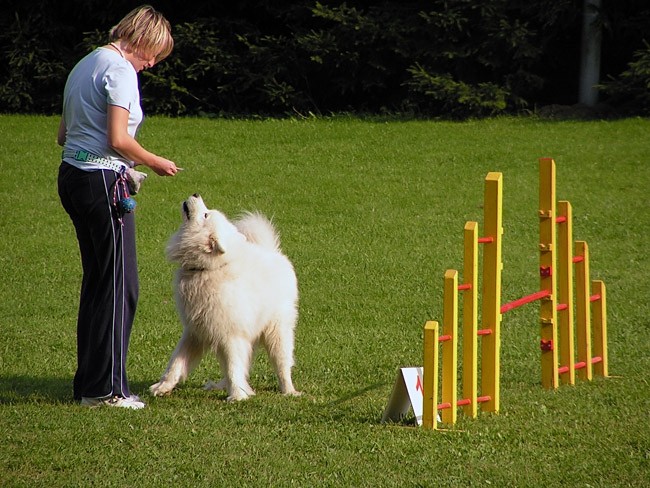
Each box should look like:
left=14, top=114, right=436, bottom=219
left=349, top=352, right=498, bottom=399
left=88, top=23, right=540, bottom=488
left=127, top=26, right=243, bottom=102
left=1, top=0, right=648, bottom=118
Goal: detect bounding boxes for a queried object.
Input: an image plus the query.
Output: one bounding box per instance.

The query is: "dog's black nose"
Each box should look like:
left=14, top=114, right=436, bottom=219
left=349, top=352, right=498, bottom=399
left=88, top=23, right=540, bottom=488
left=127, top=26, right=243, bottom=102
left=192, top=193, right=200, bottom=198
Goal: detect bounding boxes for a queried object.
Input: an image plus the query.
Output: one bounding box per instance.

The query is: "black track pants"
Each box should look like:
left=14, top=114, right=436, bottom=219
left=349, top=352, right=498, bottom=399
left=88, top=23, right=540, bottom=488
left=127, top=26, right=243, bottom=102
left=58, top=162, right=138, bottom=401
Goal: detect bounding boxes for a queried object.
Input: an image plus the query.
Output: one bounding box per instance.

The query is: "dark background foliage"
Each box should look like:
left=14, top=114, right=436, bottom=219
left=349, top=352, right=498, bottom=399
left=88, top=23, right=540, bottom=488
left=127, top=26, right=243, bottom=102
left=0, top=0, right=648, bottom=118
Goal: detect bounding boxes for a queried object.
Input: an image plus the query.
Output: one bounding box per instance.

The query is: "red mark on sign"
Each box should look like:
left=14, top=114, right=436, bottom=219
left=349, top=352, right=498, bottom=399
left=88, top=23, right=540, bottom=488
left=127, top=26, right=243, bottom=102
left=416, top=374, right=423, bottom=393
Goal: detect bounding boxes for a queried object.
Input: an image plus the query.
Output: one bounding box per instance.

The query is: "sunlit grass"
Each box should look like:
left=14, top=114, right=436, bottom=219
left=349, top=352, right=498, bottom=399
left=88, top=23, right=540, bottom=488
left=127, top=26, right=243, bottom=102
left=1, top=115, right=649, bottom=486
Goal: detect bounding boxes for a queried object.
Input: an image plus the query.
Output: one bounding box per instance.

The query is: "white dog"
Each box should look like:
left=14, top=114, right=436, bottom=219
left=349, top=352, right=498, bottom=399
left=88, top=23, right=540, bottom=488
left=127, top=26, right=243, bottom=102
left=150, top=194, right=300, bottom=401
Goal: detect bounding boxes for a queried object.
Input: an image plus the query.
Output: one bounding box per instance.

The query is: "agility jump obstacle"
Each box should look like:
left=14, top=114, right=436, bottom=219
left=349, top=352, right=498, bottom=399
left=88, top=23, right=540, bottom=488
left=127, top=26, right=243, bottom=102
left=421, top=158, right=608, bottom=430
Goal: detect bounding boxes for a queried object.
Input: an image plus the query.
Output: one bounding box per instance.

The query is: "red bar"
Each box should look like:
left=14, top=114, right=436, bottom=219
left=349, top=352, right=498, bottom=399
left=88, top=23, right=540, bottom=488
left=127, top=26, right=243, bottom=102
left=591, top=356, right=603, bottom=364
left=439, top=397, right=491, bottom=410
left=557, top=303, right=568, bottom=311
left=500, top=290, right=551, bottom=314
left=478, top=237, right=494, bottom=243
left=573, top=256, right=584, bottom=263
left=477, top=329, right=492, bottom=336
left=590, top=294, right=601, bottom=302
left=556, top=216, right=567, bottom=224
left=575, top=361, right=587, bottom=370
left=438, top=334, right=452, bottom=342
left=558, top=365, right=569, bottom=374
left=458, top=283, right=472, bottom=291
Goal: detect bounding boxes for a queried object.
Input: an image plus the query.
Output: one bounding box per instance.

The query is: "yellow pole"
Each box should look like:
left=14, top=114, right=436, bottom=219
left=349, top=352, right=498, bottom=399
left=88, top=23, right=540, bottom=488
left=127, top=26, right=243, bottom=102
left=481, top=172, right=503, bottom=413
left=556, top=200, right=575, bottom=385
left=591, top=280, right=608, bottom=377
left=574, top=241, right=593, bottom=381
left=422, top=321, right=439, bottom=430
left=539, top=158, right=559, bottom=389
left=462, top=222, right=479, bottom=418
left=441, top=270, right=458, bottom=425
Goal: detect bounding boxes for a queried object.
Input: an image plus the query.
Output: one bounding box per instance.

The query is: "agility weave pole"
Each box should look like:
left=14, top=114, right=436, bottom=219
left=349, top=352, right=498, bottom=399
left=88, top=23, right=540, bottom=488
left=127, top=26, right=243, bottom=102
left=422, top=158, right=608, bottom=431
left=422, top=172, right=503, bottom=430
left=539, top=158, right=608, bottom=388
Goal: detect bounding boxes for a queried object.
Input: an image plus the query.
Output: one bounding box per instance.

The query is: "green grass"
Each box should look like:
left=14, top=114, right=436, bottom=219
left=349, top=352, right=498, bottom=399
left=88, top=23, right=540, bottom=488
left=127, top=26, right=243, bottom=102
left=1, top=114, right=649, bottom=486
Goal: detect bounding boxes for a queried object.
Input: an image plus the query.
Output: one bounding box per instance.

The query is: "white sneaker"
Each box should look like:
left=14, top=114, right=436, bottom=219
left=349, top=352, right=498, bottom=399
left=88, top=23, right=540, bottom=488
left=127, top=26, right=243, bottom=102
left=81, top=395, right=146, bottom=410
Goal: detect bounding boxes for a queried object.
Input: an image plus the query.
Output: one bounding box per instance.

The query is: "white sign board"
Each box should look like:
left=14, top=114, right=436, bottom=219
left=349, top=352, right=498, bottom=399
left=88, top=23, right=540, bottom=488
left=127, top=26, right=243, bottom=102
left=381, top=367, right=425, bottom=426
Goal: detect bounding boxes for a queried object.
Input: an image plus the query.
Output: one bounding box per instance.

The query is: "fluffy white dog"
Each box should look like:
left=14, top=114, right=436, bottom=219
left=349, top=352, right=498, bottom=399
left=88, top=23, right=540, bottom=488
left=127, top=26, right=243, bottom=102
left=150, top=194, right=300, bottom=401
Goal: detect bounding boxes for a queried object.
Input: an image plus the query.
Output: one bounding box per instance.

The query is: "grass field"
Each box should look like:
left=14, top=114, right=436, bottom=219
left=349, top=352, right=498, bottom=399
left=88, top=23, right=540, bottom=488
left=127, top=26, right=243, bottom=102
left=1, top=114, right=649, bottom=486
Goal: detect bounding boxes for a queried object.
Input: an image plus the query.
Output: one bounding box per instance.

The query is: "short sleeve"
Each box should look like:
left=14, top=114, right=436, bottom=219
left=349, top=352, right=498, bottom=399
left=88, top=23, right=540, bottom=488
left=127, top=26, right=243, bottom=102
left=104, top=62, right=138, bottom=112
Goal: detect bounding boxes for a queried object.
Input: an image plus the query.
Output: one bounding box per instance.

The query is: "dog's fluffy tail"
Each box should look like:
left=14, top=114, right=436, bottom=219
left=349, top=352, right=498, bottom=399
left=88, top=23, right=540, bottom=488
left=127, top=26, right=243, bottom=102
left=235, top=212, right=281, bottom=252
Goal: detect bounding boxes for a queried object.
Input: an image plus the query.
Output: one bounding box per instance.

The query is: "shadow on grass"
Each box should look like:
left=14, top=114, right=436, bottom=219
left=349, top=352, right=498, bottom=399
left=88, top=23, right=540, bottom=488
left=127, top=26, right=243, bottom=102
left=0, top=377, right=164, bottom=405
left=325, top=381, right=398, bottom=424
left=328, top=381, right=387, bottom=407
left=0, top=375, right=73, bottom=405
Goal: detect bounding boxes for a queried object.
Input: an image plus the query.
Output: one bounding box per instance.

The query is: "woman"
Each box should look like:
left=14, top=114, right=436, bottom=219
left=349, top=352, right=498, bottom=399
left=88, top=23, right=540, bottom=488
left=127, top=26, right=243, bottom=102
left=57, top=5, right=178, bottom=409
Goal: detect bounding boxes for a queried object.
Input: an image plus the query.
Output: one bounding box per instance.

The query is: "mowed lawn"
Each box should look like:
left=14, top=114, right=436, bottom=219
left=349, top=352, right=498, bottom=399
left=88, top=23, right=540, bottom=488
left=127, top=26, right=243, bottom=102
left=1, top=114, right=649, bottom=486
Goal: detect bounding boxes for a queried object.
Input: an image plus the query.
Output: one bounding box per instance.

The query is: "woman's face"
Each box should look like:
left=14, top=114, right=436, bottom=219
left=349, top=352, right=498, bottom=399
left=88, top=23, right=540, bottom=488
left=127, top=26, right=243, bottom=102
left=127, top=50, right=158, bottom=72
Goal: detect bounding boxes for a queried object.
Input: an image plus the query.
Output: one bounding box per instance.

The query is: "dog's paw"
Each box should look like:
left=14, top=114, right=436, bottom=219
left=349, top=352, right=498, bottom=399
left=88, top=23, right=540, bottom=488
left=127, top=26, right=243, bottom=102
left=226, top=385, right=256, bottom=402
left=203, top=379, right=227, bottom=391
left=226, top=393, right=250, bottom=402
left=283, top=389, right=303, bottom=397
left=150, top=381, right=174, bottom=397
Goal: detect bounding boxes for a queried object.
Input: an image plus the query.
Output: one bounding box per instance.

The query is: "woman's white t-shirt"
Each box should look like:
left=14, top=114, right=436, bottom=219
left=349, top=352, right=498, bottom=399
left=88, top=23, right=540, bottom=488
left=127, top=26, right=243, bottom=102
left=62, top=47, right=142, bottom=171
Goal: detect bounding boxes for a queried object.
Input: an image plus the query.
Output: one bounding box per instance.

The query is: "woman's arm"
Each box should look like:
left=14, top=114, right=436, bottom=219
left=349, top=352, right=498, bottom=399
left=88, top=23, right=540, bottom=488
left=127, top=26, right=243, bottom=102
left=57, top=118, right=66, bottom=146
left=107, top=104, right=178, bottom=176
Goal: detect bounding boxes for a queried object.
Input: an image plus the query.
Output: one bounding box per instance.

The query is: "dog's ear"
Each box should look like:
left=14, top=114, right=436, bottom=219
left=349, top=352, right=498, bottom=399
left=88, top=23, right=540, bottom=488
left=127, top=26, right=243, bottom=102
left=205, top=233, right=226, bottom=255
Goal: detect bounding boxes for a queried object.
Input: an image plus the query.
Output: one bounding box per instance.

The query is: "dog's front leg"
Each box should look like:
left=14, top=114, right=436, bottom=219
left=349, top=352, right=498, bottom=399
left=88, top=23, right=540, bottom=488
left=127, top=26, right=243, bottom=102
left=218, top=337, right=255, bottom=401
left=150, top=329, right=206, bottom=396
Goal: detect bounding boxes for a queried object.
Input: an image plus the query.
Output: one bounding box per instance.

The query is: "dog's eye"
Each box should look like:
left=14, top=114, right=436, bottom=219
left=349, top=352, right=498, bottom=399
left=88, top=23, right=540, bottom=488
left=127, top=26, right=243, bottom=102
left=204, top=213, right=210, bottom=219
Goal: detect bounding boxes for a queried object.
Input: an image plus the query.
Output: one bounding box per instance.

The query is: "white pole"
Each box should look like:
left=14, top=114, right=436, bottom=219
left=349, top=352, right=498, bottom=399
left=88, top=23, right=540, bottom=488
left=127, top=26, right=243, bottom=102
left=579, top=0, right=602, bottom=106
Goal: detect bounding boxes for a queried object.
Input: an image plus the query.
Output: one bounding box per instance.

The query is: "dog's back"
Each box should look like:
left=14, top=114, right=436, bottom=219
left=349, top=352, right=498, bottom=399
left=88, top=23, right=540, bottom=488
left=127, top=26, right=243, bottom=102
left=235, top=212, right=281, bottom=252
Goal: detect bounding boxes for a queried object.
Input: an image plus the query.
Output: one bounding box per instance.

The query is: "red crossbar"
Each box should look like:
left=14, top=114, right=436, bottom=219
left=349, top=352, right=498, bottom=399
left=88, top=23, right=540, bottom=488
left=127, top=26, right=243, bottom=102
left=556, top=216, right=567, bottom=224
left=557, top=296, right=600, bottom=310
left=438, top=328, right=493, bottom=342
left=458, top=283, right=472, bottom=291
left=560, top=357, right=602, bottom=373
left=437, top=396, right=491, bottom=411
left=478, top=237, right=494, bottom=243
left=573, top=256, right=585, bottom=263
left=500, top=290, right=551, bottom=314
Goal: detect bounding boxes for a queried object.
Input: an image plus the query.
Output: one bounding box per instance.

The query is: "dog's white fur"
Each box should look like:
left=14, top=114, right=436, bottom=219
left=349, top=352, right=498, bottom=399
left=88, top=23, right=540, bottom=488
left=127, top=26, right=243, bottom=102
left=150, top=194, right=300, bottom=401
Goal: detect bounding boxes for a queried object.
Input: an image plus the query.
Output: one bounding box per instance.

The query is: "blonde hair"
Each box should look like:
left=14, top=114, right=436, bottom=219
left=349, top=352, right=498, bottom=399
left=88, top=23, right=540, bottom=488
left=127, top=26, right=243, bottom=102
left=109, top=5, right=174, bottom=62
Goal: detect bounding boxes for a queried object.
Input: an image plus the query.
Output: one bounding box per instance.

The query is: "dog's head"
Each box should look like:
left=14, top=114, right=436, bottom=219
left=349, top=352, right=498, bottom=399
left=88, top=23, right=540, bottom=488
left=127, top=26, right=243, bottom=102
left=166, top=194, right=246, bottom=270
